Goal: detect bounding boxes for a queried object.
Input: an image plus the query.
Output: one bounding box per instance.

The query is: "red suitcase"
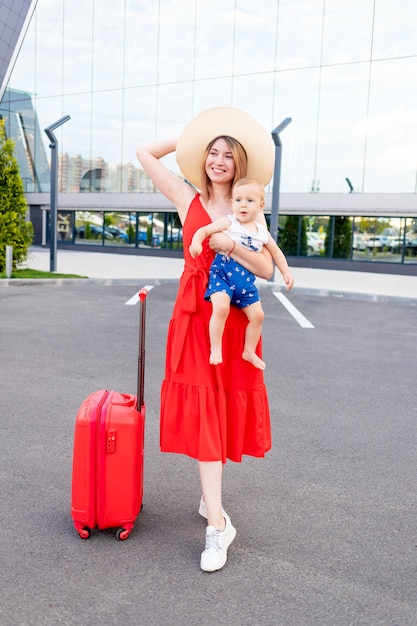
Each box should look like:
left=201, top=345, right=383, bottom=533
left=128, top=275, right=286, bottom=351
left=71, top=288, right=147, bottom=540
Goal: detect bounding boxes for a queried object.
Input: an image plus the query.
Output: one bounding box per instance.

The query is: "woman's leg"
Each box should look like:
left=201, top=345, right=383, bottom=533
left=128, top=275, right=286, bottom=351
left=198, top=460, right=236, bottom=572
left=242, top=301, right=265, bottom=369
left=198, top=460, right=225, bottom=530
left=208, top=292, right=231, bottom=365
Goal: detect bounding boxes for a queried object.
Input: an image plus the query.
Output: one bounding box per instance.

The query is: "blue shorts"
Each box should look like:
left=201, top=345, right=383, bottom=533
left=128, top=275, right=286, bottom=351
left=204, top=254, right=259, bottom=308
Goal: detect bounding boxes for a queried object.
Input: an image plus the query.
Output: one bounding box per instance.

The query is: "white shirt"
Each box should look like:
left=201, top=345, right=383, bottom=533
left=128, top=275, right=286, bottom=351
left=225, top=214, right=269, bottom=252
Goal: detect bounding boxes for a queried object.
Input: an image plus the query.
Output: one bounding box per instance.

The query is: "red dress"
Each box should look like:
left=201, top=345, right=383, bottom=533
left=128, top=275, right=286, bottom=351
left=160, top=194, right=271, bottom=463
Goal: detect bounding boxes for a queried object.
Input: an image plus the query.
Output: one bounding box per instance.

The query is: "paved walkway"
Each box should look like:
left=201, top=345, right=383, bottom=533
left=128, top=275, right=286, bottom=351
left=7, top=246, right=417, bottom=303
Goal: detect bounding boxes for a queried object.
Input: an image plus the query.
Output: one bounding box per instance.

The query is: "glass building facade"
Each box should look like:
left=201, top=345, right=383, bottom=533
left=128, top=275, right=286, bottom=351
left=1, top=0, right=417, bottom=266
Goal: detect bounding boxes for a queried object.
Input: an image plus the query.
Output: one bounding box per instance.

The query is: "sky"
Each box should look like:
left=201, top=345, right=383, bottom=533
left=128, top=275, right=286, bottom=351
left=7, top=0, right=417, bottom=193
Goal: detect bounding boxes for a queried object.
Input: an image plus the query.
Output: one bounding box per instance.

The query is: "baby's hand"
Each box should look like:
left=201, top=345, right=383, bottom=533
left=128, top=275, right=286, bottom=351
left=283, top=271, right=294, bottom=291
left=189, top=241, right=202, bottom=258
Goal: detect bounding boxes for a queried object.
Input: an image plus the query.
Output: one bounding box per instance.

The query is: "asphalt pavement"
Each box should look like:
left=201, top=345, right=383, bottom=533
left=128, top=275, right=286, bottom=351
left=1, top=250, right=417, bottom=625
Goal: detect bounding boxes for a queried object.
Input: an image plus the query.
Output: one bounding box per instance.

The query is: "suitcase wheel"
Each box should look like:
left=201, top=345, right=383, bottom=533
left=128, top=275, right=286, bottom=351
left=116, top=528, right=130, bottom=541
left=78, top=527, right=91, bottom=540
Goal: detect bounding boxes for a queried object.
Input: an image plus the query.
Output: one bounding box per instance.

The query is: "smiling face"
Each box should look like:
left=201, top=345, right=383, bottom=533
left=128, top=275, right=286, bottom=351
left=204, top=137, right=236, bottom=185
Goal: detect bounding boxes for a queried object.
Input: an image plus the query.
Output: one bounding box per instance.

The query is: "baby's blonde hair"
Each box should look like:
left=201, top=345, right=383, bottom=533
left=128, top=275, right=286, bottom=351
left=232, top=176, right=265, bottom=201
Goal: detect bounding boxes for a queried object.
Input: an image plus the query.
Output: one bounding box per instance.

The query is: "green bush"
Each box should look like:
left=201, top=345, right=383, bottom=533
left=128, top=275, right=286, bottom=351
left=325, top=216, right=352, bottom=259
left=146, top=224, right=152, bottom=246
left=126, top=224, right=135, bottom=244
left=0, top=120, right=33, bottom=272
left=281, top=215, right=307, bottom=256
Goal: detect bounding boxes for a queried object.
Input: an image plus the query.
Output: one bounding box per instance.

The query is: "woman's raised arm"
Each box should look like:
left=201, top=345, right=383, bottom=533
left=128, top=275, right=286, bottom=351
left=136, top=139, right=196, bottom=223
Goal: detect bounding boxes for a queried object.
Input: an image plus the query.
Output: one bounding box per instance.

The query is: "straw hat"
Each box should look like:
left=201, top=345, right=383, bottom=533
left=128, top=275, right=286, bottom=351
left=176, top=106, right=274, bottom=189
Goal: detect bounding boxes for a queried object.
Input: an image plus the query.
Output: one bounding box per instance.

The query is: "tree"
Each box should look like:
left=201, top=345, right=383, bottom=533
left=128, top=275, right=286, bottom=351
left=0, top=119, right=33, bottom=272
left=281, top=215, right=307, bottom=256
left=325, top=216, right=352, bottom=259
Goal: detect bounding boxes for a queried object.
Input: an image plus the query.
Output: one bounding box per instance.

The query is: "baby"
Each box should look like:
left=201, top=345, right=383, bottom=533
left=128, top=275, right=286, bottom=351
left=189, top=176, right=294, bottom=369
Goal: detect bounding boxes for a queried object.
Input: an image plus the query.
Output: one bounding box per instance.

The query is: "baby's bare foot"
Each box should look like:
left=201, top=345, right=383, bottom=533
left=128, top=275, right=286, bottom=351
left=242, top=351, right=266, bottom=370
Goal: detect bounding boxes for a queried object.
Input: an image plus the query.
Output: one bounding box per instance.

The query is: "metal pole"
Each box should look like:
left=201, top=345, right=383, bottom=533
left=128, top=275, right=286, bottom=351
left=44, top=115, right=71, bottom=272
left=269, top=117, right=292, bottom=281
left=49, top=138, right=58, bottom=271
left=5, top=245, right=13, bottom=278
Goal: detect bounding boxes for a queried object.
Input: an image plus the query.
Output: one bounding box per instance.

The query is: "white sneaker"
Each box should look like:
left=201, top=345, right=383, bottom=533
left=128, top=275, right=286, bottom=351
left=200, top=513, right=236, bottom=572
left=198, top=496, right=226, bottom=519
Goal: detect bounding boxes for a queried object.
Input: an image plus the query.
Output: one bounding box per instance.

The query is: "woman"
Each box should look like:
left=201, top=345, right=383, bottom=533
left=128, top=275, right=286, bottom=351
left=136, top=107, right=276, bottom=572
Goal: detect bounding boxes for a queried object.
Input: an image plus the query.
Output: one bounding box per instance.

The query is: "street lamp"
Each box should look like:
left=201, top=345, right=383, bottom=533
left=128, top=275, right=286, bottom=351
left=269, top=117, right=292, bottom=281
left=44, top=115, right=71, bottom=272
left=345, top=177, right=354, bottom=193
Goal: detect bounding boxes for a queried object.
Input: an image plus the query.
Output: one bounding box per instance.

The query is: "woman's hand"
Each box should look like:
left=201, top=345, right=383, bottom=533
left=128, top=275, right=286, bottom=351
left=209, top=233, right=274, bottom=280
left=208, top=232, right=233, bottom=255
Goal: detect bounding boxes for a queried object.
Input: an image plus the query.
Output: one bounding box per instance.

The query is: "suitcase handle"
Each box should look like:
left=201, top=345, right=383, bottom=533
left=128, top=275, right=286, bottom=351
left=137, top=288, right=147, bottom=410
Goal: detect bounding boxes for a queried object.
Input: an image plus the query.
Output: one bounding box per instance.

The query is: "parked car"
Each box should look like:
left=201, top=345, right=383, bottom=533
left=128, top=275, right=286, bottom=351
left=353, top=234, right=368, bottom=251
left=76, top=224, right=114, bottom=239
left=366, top=236, right=391, bottom=250
left=389, top=236, right=412, bottom=252
left=307, top=232, right=324, bottom=253
left=106, top=226, right=129, bottom=242
left=137, top=230, right=162, bottom=247
left=405, top=237, right=417, bottom=256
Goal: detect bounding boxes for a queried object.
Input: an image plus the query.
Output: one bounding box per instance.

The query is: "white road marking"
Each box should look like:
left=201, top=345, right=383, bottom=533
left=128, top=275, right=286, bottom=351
left=273, top=292, right=315, bottom=328
left=125, top=285, right=154, bottom=305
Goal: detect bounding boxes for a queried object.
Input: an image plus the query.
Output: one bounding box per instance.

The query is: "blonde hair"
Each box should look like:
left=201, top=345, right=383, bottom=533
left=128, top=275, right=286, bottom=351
left=200, top=136, right=248, bottom=199
left=232, top=176, right=265, bottom=201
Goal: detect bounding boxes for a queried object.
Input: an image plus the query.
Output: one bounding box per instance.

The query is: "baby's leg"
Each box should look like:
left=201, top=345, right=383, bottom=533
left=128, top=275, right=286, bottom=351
left=242, top=301, right=265, bottom=370
left=209, top=291, right=231, bottom=365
